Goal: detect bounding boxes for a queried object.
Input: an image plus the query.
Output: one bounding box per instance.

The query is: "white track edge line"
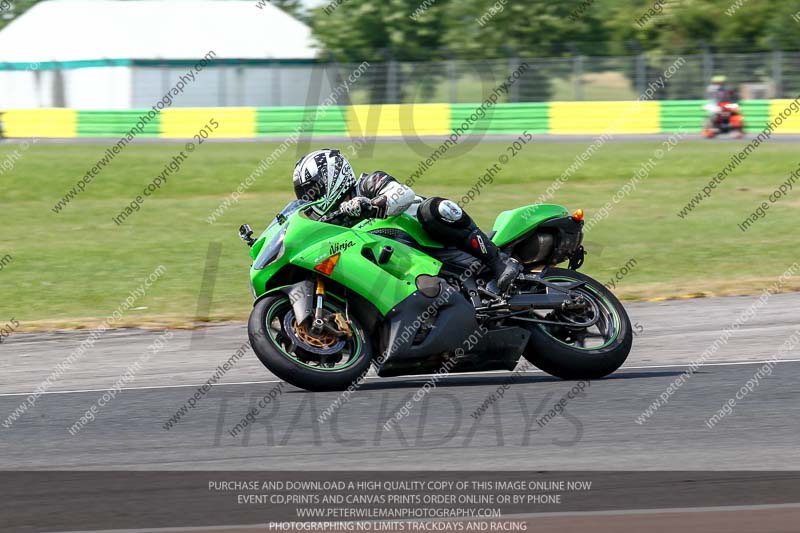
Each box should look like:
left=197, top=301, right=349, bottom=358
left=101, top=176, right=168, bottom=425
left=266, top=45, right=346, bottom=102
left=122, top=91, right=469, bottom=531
left=1, top=358, right=800, bottom=398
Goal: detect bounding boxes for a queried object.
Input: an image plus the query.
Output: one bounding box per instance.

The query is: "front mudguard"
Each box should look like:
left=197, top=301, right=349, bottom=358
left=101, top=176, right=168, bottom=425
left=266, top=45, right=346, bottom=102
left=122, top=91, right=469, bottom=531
left=255, top=279, right=315, bottom=326
left=254, top=277, right=382, bottom=337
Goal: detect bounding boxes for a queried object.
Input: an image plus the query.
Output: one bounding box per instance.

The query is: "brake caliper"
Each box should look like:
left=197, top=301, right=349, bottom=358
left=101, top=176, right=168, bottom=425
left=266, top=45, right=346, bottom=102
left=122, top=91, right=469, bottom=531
left=333, top=313, right=353, bottom=338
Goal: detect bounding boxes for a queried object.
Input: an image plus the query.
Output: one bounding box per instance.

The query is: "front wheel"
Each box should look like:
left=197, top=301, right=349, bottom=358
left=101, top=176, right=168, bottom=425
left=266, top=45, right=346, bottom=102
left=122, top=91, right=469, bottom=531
left=703, top=118, right=717, bottom=138
left=522, top=267, right=632, bottom=380
left=248, top=293, right=373, bottom=392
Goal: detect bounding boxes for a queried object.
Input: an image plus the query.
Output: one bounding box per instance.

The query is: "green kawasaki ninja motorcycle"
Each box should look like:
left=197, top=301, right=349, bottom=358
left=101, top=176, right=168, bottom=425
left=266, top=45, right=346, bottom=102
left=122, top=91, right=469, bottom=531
left=239, top=199, right=632, bottom=392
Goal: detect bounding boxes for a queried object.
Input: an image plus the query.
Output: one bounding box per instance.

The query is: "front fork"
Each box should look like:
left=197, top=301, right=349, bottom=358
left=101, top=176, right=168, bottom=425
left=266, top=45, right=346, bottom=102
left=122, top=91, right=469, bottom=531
left=311, top=277, right=326, bottom=334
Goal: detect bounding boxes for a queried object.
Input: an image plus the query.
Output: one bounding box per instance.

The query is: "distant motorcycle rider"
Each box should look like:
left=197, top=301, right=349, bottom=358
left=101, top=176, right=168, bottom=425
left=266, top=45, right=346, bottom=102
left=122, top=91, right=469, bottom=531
left=292, top=148, right=522, bottom=292
left=704, top=75, right=737, bottom=114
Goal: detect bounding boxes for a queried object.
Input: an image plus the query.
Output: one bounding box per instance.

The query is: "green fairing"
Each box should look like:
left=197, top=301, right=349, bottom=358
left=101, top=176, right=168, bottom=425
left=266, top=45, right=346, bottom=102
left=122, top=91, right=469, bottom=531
left=491, top=204, right=568, bottom=246
left=248, top=201, right=571, bottom=316
left=250, top=207, right=441, bottom=316
left=355, top=213, right=443, bottom=248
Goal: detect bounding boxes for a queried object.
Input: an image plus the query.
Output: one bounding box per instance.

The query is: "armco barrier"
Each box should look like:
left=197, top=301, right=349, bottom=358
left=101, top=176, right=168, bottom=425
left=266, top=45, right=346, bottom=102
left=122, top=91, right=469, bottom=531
left=0, top=100, right=796, bottom=139
left=549, top=101, right=661, bottom=134
left=660, top=100, right=707, bottom=133
left=77, top=110, right=161, bottom=137
left=258, top=106, right=348, bottom=137
left=160, top=108, right=256, bottom=139
left=450, top=102, right=549, bottom=134
left=348, top=104, right=451, bottom=138
left=739, top=101, right=771, bottom=131
left=0, top=108, right=77, bottom=137
left=769, top=99, right=800, bottom=132
left=660, top=100, right=771, bottom=133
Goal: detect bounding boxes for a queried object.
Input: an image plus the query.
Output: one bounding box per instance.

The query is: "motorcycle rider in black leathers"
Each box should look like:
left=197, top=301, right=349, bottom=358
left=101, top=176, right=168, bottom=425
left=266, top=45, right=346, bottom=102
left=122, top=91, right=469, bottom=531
left=293, top=148, right=522, bottom=292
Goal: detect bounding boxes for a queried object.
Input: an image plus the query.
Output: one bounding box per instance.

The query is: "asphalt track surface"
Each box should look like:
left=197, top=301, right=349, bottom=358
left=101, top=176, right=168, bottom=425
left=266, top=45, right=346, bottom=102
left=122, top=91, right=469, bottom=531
left=2, top=293, right=800, bottom=471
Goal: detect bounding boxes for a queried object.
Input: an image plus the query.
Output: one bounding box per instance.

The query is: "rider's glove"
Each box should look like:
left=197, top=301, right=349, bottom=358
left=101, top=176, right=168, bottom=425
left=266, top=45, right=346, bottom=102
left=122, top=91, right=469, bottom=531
left=340, top=196, right=374, bottom=218
left=370, top=196, right=389, bottom=218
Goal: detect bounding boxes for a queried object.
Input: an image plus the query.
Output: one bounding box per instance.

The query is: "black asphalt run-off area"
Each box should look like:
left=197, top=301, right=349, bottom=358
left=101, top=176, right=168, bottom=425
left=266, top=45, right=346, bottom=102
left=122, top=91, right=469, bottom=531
left=2, top=294, right=799, bottom=470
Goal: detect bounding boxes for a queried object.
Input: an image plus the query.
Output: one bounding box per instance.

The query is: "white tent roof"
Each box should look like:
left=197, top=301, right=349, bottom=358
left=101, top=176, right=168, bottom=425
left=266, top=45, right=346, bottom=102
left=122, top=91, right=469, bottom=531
left=0, top=0, right=317, bottom=63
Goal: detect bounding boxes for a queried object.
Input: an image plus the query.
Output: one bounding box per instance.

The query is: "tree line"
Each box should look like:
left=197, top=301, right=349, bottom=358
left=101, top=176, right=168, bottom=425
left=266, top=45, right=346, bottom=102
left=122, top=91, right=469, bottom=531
left=3, top=0, right=798, bottom=59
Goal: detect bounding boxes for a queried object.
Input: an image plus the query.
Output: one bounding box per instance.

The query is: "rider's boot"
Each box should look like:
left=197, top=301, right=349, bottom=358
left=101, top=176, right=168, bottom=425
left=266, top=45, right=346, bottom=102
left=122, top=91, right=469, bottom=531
left=464, top=228, right=522, bottom=293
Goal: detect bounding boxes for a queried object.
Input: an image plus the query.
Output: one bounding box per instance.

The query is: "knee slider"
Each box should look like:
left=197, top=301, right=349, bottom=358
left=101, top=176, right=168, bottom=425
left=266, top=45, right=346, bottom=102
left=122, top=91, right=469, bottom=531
left=420, top=197, right=471, bottom=227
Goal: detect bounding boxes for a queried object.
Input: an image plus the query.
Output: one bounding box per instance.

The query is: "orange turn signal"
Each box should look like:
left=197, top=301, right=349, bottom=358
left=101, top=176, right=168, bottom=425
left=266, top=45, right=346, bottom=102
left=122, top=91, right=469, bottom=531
left=314, top=253, right=340, bottom=276
left=572, top=208, right=584, bottom=221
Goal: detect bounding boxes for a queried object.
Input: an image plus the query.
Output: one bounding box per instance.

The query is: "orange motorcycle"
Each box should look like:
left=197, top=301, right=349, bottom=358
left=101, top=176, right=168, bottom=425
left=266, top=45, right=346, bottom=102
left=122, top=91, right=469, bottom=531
left=703, top=101, right=745, bottom=138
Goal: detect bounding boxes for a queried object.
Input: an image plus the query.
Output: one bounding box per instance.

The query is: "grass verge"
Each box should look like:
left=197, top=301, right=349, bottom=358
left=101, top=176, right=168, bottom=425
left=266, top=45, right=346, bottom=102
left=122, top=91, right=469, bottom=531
left=1, top=139, right=798, bottom=328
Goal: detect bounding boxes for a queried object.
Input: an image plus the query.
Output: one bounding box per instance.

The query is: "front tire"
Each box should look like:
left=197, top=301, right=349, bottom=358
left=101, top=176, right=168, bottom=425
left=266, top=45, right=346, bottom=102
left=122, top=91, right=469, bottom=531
left=522, top=267, right=632, bottom=380
left=703, top=118, right=717, bottom=138
left=249, top=294, right=373, bottom=392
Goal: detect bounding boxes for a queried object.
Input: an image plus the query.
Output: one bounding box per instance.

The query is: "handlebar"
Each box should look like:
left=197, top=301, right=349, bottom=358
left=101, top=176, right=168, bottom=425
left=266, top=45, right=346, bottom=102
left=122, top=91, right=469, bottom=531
left=319, top=202, right=378, bottom=224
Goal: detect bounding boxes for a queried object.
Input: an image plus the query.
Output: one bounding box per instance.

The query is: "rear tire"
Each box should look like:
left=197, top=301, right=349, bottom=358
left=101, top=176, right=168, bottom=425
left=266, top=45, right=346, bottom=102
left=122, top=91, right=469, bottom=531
left=249, top=294, right=373, bottom=392
left=522, top=267, right=632, bottom=380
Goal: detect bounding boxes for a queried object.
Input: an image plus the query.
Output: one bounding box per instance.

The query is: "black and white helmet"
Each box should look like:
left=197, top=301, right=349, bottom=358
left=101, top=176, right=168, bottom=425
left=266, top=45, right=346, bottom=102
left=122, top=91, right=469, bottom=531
left=293, top=149, right=356, bottom=216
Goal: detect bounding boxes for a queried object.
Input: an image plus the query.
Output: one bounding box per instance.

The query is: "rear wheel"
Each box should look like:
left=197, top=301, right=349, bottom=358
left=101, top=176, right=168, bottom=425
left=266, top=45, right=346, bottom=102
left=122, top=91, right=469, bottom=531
left=521, top=267, right=632, bottom=379
left=248, top=293, right=373, bottom=391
